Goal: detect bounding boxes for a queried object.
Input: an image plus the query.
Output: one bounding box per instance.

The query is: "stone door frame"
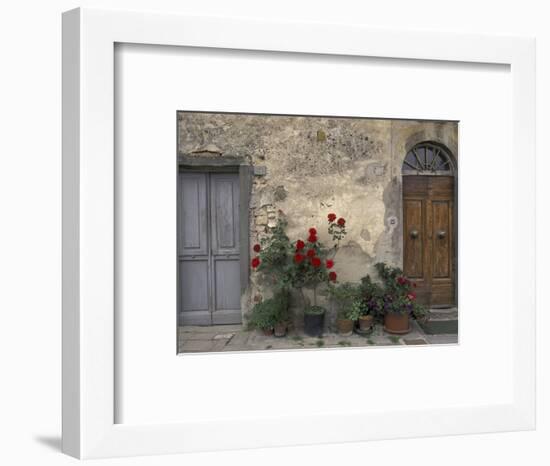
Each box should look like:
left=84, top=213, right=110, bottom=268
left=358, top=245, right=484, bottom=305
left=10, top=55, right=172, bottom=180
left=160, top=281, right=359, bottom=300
left=399, top=139, right=458, bottom=308
left=177, top=154, right=253, bottom=325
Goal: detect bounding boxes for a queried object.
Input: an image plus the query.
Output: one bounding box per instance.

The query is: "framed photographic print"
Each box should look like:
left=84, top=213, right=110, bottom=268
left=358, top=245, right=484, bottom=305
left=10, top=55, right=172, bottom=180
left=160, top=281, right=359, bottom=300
left=62, top=7, right=535, bottom=459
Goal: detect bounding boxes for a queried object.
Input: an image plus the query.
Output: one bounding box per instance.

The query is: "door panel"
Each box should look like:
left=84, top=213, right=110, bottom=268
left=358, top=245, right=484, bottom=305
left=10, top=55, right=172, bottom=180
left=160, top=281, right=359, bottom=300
left=179, top=260, right=211, bottom=325
left=178, top=171, right=242, bottom=326
left=180, top=174, right=208, bottom=255
left=179, top=173, right=210, bottom=325
left=214, top=259, right=241, bottom=310
left=210, top=175, right=240, bottom=254
left=403, top=199, right=424, bottom=279
left=431, top=200, right=450, bottom=278
left=403, top=176, right=455, bottom=307
left=210, top=173, right=241, bottom=324
left=181, top=260, right=209, bottom=310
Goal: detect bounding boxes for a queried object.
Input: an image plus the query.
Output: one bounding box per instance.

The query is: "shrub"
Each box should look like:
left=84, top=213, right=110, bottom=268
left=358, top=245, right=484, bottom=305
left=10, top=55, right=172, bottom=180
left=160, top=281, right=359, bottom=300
left=251, top=214, right=348, bottom=307
left=246, top=289, right=290, bottom=331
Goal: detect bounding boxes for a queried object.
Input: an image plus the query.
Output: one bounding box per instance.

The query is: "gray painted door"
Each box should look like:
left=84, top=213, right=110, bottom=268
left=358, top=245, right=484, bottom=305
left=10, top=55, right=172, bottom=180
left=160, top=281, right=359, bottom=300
left=178, top=172, right=242, bottom=325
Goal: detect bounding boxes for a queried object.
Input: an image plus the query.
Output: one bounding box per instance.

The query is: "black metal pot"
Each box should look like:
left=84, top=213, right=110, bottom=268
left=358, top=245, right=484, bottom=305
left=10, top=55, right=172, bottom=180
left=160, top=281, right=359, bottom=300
left=304, top=311, right=325, bottom=337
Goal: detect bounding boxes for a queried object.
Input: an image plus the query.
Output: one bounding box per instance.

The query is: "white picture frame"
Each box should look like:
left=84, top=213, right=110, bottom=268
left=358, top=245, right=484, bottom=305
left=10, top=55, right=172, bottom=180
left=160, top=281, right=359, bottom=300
left=62, top=7, right=535, bottom=459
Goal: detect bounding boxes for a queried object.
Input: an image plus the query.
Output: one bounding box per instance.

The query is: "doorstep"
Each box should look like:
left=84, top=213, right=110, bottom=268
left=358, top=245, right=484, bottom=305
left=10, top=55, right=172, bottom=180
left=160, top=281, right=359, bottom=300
left=418, top=307, right=459, bottom=335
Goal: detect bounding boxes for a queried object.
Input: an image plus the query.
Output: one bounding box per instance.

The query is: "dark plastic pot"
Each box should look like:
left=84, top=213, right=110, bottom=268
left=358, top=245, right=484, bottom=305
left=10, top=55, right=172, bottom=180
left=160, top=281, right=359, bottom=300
left=304, top=311, right=325, bottom=337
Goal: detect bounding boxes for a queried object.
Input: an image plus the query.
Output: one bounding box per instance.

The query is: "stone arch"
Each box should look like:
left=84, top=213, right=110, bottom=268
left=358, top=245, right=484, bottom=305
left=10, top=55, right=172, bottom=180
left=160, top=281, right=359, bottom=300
left=403, top=129, right=458, bottom=162
left=401, top=141, right=456, bottom=175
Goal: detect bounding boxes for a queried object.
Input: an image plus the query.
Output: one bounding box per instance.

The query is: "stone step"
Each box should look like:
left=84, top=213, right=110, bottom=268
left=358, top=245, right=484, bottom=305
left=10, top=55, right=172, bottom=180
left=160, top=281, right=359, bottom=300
left=418, top=307, right=458, bottom=335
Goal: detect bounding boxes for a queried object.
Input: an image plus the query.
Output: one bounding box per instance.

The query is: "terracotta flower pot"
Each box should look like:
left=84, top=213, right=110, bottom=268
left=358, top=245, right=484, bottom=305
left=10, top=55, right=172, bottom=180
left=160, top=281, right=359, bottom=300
left=261, top=327, right=274, bottom=336
left=358, top=315, right=374, bottom=332
left=336, top=318, right=354, bottom=336
left=274, top=323, right=287, bottom=337
left=384, top=312, right=410, bottom=334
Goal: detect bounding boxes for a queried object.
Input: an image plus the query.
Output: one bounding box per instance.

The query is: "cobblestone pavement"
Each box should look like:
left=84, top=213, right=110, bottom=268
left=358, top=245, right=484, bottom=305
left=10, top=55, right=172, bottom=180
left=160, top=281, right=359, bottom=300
left=178, top=320, right=458, bottom=354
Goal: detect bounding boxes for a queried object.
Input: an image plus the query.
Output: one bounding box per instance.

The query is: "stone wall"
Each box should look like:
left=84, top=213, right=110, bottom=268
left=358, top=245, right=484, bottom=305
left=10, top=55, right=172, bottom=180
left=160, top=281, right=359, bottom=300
left=178, top=112, right=458, bottom=324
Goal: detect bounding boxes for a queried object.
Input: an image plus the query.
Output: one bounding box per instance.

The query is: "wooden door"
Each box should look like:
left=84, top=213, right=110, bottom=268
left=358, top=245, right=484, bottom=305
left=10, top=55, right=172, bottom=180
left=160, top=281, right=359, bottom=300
left=178, top=172, right=242, bottom=325
left=403, top=176, right=455, bottom=306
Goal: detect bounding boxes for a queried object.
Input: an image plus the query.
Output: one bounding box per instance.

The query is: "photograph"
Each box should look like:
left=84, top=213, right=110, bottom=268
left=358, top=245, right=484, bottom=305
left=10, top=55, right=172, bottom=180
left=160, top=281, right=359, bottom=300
left=177, top=112, right=458, bottom=353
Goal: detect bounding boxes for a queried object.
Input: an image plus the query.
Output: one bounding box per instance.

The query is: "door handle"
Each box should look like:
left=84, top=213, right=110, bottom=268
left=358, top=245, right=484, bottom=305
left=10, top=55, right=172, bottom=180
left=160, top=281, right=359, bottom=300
left=437, top=230, right=446, bottom=239
left=410, top=229, right=419, bottom=239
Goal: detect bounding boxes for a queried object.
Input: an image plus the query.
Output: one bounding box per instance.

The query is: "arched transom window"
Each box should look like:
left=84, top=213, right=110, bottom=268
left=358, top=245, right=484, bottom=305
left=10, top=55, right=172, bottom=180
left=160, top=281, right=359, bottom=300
left=402, top=142, right=454, bottom=175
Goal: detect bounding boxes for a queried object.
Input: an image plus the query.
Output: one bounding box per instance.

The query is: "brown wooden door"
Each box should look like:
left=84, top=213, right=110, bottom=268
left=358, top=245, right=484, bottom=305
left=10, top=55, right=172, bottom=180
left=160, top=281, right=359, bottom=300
left=403, top=176, right=455, bottom=307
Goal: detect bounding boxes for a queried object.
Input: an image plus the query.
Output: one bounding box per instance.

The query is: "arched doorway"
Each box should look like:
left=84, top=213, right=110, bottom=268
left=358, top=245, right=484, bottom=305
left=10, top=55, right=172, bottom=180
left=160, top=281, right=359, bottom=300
left=402, top=142, right=456, bottom=307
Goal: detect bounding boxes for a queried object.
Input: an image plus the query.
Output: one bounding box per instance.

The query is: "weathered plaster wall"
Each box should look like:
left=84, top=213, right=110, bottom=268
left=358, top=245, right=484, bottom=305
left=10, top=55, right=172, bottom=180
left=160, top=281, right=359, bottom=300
left=178, top=112, right=458, bottom=319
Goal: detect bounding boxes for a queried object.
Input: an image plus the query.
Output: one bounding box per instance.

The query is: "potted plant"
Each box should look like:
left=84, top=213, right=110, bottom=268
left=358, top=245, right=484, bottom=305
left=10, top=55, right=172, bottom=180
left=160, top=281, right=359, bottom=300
left=246, top=287, right=291, bottom=337
left=303, top=305, right=326, bottom=337
left=251, top=214, right=348, bottom=338
left=338, top=300, right=363, bottom=335
left=357, top=274, right=384, bottom=332
left=358, top=311, right=374, bottom=332
left=291, top=215, right=347, bottom=336
left=246, top=297, right=277, bottom=336
left=373, top=262, right=427, bottom=334
left=274, top=321, right=288, bottom=337
left=327, top=281, right=361, bottom=335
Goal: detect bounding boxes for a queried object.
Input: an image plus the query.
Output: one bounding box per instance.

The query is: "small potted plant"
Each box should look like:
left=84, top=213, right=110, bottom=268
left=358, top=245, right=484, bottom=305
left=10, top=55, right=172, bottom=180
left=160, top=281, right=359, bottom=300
left=336, top=312, right=354, bottom=336
left=374, top=262, right=426, bottom=335
left=246, top=297, right=278, bottom=336
left=357, top=275, right=383, bottom=332
left=328, top=281, right=362, bottom=335
left=358, top=310, right=374, bottom=332
left=303, top=305, right=326, bottom=337
left=337, top=300, right=362, bottom=336
left=274, top=320, right=288, bottom=337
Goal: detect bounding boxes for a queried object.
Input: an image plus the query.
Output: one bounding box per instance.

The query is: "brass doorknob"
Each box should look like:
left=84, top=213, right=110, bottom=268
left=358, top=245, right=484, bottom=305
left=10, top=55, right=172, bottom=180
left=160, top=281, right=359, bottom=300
left=410, top=229, right=419, bottom=239
left=437, top=230, right=446, bottom=239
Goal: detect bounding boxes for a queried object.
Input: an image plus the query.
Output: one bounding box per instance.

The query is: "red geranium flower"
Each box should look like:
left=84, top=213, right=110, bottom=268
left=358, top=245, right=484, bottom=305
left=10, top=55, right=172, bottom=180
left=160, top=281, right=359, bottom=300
left=306, top=248, right=316, bottom=258
left=294, top=253, right=305, bottom=264
left=329, top=271, right=337, bottom=281
left=251, top=257, right=260, bottom=268
left=253, top=244, right=261, bottom=253
left=328, top=213, right=337, bottom=223
left=308, top=234, right=317, bottom=243
left=407, top=292, right=417, bottom=301
left=295, top=239, right=305, bottom=250
left=337, top=217, right=346, bottom=226
left=309, top=227, right=317, bottom=235
left=397, top=276, right=407, bottom=285
left=311, top=257, right=321, bottom=268
left=326, top=259, right=334, bottom=269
